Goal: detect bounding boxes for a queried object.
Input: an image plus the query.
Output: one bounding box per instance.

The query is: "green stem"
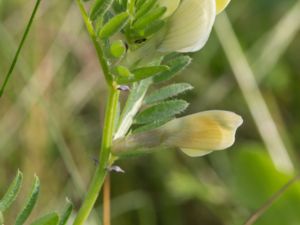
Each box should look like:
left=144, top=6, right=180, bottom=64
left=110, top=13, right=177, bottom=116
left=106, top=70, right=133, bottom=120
left=73, top=1, right=121, bottom=224
left=75, top=0, right=113, bottom=86
left=73, top=87, right=119, bottom=225
left=0, top=0, right=41, bottom=98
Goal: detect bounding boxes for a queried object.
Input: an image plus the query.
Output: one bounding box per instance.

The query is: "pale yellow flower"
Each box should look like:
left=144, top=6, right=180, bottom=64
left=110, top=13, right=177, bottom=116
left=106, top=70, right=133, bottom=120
left=112, top=110, right=243, bottom=157
left=158, top=0, right=231, bottom=52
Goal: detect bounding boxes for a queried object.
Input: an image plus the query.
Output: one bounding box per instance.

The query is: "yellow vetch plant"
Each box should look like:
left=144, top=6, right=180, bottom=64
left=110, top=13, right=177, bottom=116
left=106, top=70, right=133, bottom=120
left=71, top=0, right=239, bottom=224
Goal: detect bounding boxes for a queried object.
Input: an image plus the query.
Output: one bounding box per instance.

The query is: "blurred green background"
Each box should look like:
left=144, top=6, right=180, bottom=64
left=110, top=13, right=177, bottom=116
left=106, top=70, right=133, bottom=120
left=1, top=0, right=300, bottom=224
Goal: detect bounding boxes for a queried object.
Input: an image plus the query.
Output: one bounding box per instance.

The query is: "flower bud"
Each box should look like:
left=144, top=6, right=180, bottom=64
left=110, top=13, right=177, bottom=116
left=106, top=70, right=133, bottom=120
left=112, top=110, right=243, bottom=157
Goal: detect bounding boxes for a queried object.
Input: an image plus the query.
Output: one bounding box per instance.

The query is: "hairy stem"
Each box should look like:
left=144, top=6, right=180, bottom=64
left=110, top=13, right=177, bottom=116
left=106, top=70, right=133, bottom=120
left=73, top=87, right=119, bottom=225
left=73, top=1, right=120, bottom=224
left=0, top=0, right=41, bottom=97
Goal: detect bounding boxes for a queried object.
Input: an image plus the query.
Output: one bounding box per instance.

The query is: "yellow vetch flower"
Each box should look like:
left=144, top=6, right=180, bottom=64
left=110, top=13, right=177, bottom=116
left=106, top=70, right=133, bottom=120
left=158, top=0, right=231, bottom=52
left=112, top=110, right=243, bottom=157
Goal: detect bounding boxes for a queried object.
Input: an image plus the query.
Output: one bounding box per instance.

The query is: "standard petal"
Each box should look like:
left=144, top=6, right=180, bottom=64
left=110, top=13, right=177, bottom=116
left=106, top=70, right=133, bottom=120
left=157, top=0, right=180, bottom=18
left=216, top=0, right=231, bottom=14
left=164, top=110, right=243, bottom=156
left=159, top=0, right=216, bottom=53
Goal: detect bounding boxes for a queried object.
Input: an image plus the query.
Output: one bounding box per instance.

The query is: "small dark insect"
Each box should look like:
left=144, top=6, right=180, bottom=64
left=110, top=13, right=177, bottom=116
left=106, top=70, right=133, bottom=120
left=124, top=42, right=129, bottom=51
left=134, top=38, right=147, bottom=44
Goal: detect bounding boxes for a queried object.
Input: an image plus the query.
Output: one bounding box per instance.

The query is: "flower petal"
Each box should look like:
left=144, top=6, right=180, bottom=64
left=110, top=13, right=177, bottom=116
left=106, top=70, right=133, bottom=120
left=164, top=110, right=243, bottom=157
left=159, top=0, right=216, bottom=53
left=216, top=0, right=231, bottom=14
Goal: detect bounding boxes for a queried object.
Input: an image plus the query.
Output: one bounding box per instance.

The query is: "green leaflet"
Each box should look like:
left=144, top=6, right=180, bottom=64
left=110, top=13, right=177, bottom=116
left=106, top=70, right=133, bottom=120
left=58, top=200, right=73, bottom=225
left=90, top=0, right=114, bottom=20
left=116, top=65, right=168, bottom=84
left=0, top=170, right=23, bottom=212
left=132, top=117, right=173, bottom=134
left=144, top=83, right=194, bottom=104
left=135, top=0, right=156, bottom=19
left=133, top=6, right=166, bottom=30
left=132, top=65, right=168, bottom=78
left=135, top=99, right=189, bottom=124
left=15, top=176, right=40, bottom=225
left=99, top=12, right=129, bottom=39
left=153, top=55, right=192, bottom=83
left=30, top=213, right=59, bottom=225
left=113, top=0, right=127, bottom=13
left=141, top=19, right=165, bottom=37
left=135, top=0, right=147, bottom=9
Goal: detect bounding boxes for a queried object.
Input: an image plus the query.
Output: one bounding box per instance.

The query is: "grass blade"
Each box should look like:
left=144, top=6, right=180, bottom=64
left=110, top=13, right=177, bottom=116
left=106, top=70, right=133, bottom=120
left=0, top=0, right=41, bottom=98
